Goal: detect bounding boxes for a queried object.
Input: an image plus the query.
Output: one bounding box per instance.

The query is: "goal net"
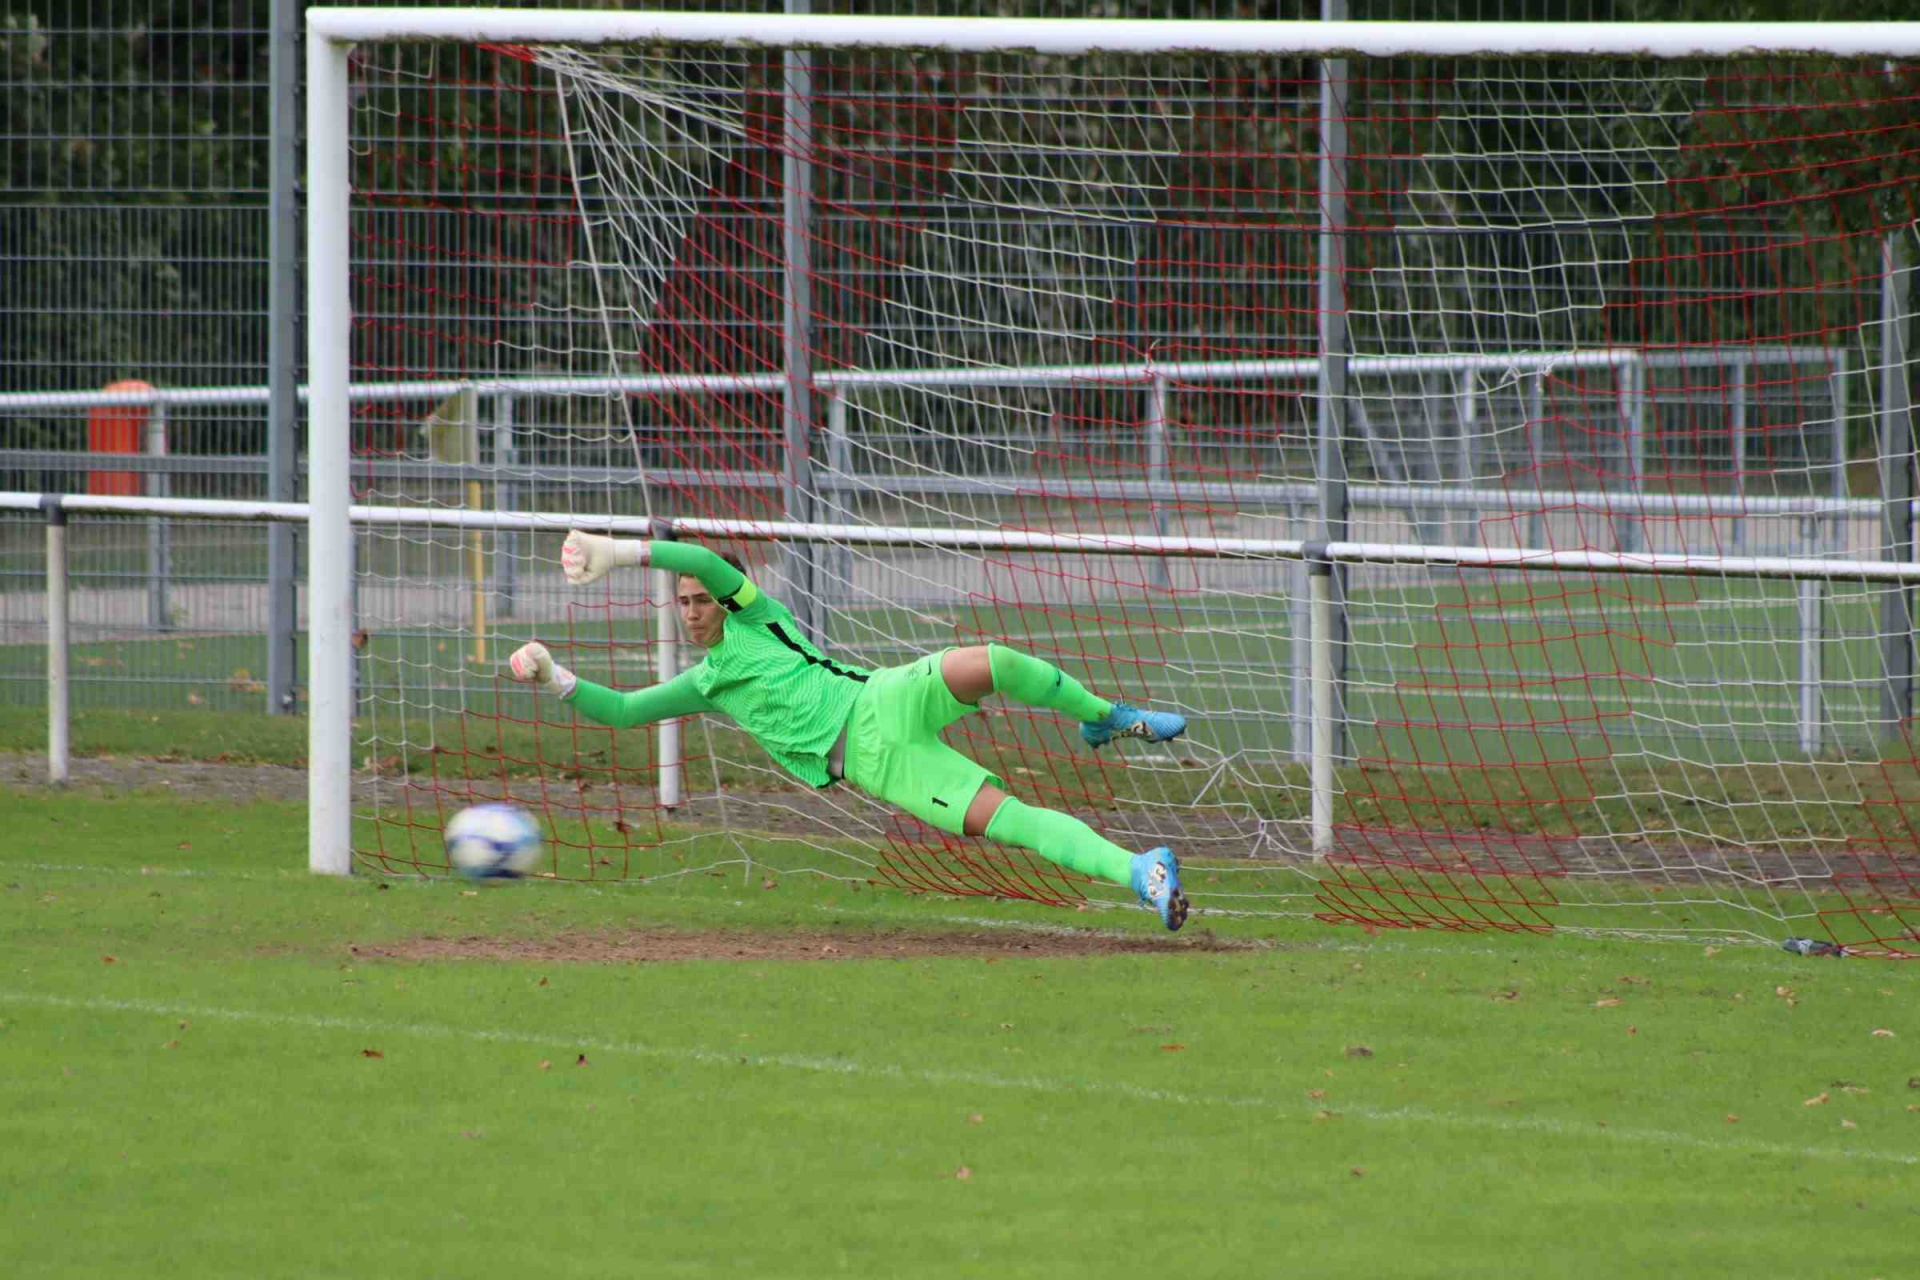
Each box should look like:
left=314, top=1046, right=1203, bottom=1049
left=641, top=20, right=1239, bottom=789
left=318, top=15, right=1920, bottom=953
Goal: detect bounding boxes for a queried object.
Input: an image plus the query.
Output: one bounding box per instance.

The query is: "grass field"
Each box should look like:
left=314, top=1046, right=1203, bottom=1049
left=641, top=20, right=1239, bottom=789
left=4, top=772, right=1916, bottom=1278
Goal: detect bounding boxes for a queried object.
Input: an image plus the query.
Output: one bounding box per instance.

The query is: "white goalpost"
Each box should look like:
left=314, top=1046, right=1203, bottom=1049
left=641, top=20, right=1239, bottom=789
left=299, top=10, right=1920, bottom=951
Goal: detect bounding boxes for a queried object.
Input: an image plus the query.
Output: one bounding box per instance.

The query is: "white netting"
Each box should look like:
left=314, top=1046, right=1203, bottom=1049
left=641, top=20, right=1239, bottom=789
left=339, top=36, right=1920, bottom=951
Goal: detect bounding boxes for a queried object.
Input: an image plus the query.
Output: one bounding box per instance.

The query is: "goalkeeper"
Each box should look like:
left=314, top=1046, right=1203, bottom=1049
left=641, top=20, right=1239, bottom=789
left=506, top=528, right=1190, bottom=930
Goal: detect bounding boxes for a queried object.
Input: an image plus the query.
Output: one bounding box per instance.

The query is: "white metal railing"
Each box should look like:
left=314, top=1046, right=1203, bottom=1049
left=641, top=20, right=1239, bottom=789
left=1, top=348, right=1855, bottom=531
left=13, top=492, right=1920, bottom=582
left=13, top=490, right=1920, bottom=859
left=2, top=341, right=1873, bottom=643
left=0, top=350, right=1665, bottom=413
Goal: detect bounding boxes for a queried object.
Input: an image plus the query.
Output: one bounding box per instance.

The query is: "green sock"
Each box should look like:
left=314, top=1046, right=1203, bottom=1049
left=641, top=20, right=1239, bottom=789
left=983, top=797, right=1135, bottom=886
left=987, top=644, right=1113, bottom=724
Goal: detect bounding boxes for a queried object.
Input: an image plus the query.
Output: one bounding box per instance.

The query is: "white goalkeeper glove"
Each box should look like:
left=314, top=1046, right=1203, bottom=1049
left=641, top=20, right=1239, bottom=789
left=506, top=641, right=577, bottom=700
left=561, top=529, right=646, bottom=586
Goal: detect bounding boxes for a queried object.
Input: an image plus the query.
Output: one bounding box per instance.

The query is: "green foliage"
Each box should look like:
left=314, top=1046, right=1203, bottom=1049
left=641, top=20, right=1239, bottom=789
left=1, top=5, right=273, bottom=410
left=1668, top=63, right=1920, bottom=235
left=4, top=3, right=1916, bottom=453
left=1618, top=0, right=1916, bottom=20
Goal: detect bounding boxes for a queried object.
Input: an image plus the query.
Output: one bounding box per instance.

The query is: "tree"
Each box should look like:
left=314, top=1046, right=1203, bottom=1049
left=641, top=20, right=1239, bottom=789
left=1, top=5, right=272, bottom=427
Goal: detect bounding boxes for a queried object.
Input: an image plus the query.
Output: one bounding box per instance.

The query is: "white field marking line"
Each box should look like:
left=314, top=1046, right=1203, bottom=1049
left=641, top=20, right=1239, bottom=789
left=3, top=990, right=1908, bottom=1169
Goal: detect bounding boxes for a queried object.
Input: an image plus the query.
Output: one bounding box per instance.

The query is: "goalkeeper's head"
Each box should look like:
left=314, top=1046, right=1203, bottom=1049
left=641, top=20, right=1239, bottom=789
left=677, top=553, right=746, bottom=649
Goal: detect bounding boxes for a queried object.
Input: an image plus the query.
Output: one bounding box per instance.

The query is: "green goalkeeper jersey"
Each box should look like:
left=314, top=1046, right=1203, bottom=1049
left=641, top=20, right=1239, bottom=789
left=566, top=541, right=870, bottom=788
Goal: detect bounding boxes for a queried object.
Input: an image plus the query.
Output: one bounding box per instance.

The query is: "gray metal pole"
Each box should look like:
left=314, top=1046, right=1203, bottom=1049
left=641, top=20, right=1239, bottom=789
left=1829, top=357, right=1849, bottom=550
left=46, top=499, right=69, bottom=785
left=1831, top=357, right=1850, bottom=498
left=780, top=2, right=820, bottom=643
left=824, top=391, right=853, bottom=602
left=1730, top=358, right=1747, bottom=551
left=1527, top=371, right=1546, bottom=550
left=146, top=403, right=172, bottom=630
left=1454, top=369, right=1477, bottom=540
left=1316, top=0, right=1351, bottom=763
left=1879, top=235, right=1915, bottom=746
left=1289, top=557, right=1312, bottom=762
left=1147, top=376, right=1171, bottom=590
left=1798, top=576, right=1824, bottom=757
left=1617, top=359, right=1645, bottom=554
left=495, top=394, right=517, bottom=618
left=652, top=564, right=682, bottom=808
left=267, top=0, right=301, bottom=714
left=1308, top=553, right=1335, bottom=854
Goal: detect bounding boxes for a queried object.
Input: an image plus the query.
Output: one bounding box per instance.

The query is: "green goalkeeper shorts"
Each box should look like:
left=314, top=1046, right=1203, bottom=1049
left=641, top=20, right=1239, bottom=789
left=842, top=648, right=1004, bottom=837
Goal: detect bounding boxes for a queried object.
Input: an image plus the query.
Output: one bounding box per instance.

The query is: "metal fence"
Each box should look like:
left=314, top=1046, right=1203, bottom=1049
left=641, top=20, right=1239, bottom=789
left=2, top=344, right=1904, bottom=755
left=5, top=0, right=1907, bottom=737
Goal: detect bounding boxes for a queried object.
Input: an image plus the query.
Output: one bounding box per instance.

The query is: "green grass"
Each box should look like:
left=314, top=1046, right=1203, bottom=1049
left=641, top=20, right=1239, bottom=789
left=3, top=782, right=1917, bottom=1277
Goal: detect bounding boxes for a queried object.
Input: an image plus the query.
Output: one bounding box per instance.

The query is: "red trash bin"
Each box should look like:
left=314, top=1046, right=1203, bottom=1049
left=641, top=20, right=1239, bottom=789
left=87, top=379, right=154, bottom=496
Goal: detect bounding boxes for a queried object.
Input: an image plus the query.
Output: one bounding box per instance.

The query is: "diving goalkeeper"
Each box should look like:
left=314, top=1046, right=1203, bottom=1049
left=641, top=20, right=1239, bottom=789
left=506, top=528, right=1190, bottom=930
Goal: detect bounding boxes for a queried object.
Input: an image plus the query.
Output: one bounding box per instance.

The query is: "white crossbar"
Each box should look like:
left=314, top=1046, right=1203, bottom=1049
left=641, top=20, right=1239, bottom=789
left=307, top=10, right=1920, bottom=59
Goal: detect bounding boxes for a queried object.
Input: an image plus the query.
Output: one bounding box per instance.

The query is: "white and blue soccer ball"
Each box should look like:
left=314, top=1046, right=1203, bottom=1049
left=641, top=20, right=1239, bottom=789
left=444, top=803, right=543, bottom=879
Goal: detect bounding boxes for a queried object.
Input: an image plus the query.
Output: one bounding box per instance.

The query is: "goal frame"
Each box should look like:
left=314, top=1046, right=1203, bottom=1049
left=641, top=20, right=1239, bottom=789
left=302, top=9, right=1920, bottom=875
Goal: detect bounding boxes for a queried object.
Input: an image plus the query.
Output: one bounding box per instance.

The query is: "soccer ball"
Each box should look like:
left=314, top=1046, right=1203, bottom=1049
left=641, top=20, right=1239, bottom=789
left=444, top=803, right=543, bottom=879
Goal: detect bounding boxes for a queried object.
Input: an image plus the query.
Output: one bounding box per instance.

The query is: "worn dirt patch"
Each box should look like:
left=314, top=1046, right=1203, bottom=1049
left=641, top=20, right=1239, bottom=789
left=6, top=750, right=312, bottom=806
left=356, top=927, right=1251, bottom=965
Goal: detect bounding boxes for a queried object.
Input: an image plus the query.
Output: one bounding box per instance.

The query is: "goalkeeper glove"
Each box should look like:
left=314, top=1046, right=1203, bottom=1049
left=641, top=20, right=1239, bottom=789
left=561, top=528, right=647, bottom=586
left=506, top=641, right=577, bottom=700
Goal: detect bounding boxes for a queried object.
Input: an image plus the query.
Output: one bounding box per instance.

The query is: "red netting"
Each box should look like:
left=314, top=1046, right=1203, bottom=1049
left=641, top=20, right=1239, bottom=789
left=340, top=42, right=1920, bottom=954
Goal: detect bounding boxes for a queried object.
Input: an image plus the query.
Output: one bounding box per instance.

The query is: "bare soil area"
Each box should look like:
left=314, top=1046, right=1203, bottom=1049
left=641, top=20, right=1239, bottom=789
left=355, top=926, right=1247, bottom=965
left=6, top=751, right=312, bottom=805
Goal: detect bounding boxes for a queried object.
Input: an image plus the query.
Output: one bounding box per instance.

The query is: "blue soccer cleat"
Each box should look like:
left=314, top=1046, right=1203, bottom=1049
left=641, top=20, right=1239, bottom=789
left=1080, top=702, right=1187, bottom=750
left=1130, top=846, right=1189, bottom=932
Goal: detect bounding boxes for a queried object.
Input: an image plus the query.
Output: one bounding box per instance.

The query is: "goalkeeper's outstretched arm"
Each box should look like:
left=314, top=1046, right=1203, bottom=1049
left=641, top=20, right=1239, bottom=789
left=506, top=641, right=713, bottom=728
left=562, top=528, right=754, bottom=608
